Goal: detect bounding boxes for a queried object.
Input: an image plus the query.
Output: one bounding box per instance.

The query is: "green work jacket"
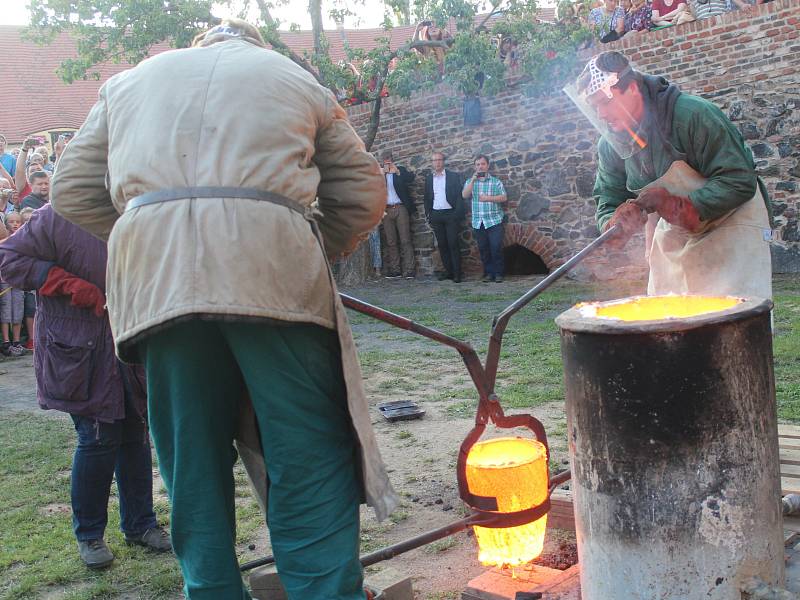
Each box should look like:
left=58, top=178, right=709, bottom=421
left=594, top=93, right=771, bottom=231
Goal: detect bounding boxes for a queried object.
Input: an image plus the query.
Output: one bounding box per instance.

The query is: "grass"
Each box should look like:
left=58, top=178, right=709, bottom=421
left=351, top=276, right=800, bottom=422
left=0, top=412, right=264, bottom=600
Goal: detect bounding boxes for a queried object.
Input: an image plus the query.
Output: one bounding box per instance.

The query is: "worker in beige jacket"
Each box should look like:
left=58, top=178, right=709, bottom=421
left=51, top=19, right=397, bottom=600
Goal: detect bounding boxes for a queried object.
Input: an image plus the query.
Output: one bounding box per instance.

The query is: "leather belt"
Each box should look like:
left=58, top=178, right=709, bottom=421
left=125, top=186, right=306, bottom=214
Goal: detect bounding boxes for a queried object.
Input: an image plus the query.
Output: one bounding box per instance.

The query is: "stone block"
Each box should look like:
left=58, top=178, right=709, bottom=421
left=249, top=564, right=413, bottom=600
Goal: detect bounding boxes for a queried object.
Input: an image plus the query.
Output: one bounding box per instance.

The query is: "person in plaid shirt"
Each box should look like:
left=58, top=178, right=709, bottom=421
left=462, top=155, right=507, bottom=282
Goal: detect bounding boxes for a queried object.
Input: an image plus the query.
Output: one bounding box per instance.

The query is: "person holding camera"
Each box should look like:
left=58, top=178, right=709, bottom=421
left=0, top=178, right=16, bottom=221
left=462, top=154, right=507, bottom=282
left=380, top=150, right=417, bottom=279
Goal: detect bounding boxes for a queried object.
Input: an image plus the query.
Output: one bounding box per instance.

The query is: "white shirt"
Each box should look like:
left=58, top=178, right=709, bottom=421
left=432, top=171, right=451, bottom=210
left=386, top=173, right=402, bottom=206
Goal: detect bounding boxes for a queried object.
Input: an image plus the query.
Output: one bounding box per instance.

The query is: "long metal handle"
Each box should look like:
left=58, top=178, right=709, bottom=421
left=483, top=224, right=620, bottom=390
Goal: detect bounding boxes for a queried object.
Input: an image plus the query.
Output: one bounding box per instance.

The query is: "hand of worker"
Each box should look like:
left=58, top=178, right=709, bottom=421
left=40, top=266, right=106, bottom=317
left=633, top=187, right=702, bottom=231
left=604, top=201, right=646, bottom=249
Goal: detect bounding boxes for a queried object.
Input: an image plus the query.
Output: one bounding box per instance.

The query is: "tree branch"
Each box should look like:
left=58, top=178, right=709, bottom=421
left=253, top=0, right=332, bottom=91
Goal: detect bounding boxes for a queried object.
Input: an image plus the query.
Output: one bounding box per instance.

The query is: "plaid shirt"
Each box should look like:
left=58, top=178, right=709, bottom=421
left=465, top=175, right=506, bottom=229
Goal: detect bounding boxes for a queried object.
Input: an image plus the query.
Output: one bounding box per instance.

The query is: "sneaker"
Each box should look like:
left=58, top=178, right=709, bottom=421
left=403, top=273, right=415, bottom=280
left=494, top=276, right=504, bottom=283
left=453, top=274, right=462, bottom=283
left=385, top=272, right=402, bottom=279
left=24, top=339, right=34, bottom=350
left=8, top=343, right=25, bottom=357
left=12, top=342, right=27, bottom=354
left=437, top=272, right=452, bottom=281
left=78, top=539, right=114, bottom=569
left=482, top=274, right=493, bottom=283
left=0, top=342, right=12, bottom=357
left=125, top=526, right=172, bottom=552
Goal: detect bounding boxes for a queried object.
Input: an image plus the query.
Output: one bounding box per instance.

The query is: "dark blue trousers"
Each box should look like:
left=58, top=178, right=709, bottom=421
left=70, top=395, right=157, bottom=542
left=474, top=223, right=504, bottom=278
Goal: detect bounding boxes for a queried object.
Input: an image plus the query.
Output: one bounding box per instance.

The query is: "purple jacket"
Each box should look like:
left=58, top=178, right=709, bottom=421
left=0, top=205, right=146, bottom=422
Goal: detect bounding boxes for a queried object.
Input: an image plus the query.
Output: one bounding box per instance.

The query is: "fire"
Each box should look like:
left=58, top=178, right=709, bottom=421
left=466, top=437, right=549, bottom=567
left=578, top=295, right=743, bottom=321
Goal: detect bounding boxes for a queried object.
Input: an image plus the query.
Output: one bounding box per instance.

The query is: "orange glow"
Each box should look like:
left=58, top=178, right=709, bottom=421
left=579, top=295, right=743, bottom=321
left=466, top=437, right=549, bottom=567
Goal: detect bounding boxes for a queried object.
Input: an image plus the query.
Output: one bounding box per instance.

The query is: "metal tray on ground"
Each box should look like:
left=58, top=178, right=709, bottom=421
left=377, top=400, right=425, bottom=422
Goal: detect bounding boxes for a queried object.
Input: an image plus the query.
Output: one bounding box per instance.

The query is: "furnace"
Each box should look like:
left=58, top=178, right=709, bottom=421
left=556, top=295, right=783, bottom=599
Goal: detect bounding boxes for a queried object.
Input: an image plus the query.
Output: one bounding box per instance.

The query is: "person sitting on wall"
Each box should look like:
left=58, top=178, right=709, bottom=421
left=650, top=0, right=694, bottom=27
left=589, top=0, right=626, bottom=42
left=689, top=0, right=729, bottom=20
left=412, top=20, right=452, bottom=71
left=625, top=0, right=653, bottom=32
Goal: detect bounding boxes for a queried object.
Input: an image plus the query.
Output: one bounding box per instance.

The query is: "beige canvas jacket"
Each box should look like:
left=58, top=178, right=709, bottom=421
left=51, top=38, right=398, bottom=520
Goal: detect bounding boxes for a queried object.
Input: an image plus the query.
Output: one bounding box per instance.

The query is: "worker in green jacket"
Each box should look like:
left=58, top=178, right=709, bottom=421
left=565, top=51, right=772, bottom=299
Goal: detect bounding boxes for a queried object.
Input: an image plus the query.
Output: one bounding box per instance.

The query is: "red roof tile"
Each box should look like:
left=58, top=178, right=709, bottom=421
left=0, top=10, right=555, bottom=143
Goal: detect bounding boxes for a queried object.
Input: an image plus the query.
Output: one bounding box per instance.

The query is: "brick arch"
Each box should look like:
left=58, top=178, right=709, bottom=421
left=503, top=223, right=559, bottom=271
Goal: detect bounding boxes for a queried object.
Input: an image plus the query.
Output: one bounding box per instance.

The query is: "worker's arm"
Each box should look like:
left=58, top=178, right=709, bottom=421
left=51, top=85, right=120, bottom=241
left=594, top=139, right=636, bottom=232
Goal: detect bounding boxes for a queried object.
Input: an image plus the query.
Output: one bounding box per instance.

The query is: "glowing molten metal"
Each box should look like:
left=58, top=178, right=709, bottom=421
left=465, top=437, right=548, bottom=567
left=579, top=295, right=742, bottom=321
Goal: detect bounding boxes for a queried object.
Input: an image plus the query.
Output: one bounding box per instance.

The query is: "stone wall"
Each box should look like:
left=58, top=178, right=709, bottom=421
left=345, top=0, right=800, bottom=278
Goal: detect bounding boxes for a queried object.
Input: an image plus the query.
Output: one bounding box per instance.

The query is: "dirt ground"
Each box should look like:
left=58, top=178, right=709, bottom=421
left=0, top=274, right=592, bottom=599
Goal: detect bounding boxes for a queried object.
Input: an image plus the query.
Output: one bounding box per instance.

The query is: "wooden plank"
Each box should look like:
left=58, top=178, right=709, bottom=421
left=779, top=424, right=800, bottom=436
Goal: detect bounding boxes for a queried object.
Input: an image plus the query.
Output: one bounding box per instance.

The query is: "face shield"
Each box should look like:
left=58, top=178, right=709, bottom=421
left=563, top=57, right=649, bottom=160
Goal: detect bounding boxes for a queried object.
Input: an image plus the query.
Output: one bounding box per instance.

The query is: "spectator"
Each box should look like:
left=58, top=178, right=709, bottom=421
left=651, top=0, right=694, bottom=27
left=0, top=134, right=15, bottom=177
left=21, top=171, right=49, bottom=210
left=729, top=0, right=761, bottom=11
left=19, top=208, right=36, bottom=350
left=690, top=0, right=729, bottom=19
left=625, top=0, right=653, bottom=31
left=15, top=137, right=42, bottom=198
left=498, top=36, right=519, bottom=69
left=0, top=205, right=171, bottom=567
left=1, top=212, right=26, bottom=356
left=424, top=152, right=465, bottom=282
left=381, top=150, right=417, bottom=279
left=590, top=0, right=626, bottom=42
left=0, top=179, right=15, bottom=221
left=462, top=154, right=507, bottom=283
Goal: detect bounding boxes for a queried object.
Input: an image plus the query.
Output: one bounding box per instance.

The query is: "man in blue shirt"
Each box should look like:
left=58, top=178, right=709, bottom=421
left=462, top=154, right=507, bottom=282
left=0, top=135, right=16, bottom=178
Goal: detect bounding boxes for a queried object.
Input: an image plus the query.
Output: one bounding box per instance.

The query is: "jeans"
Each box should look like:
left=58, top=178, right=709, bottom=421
left=474, top=222, right=505, bottom=278
left=368, top=229, right=382, bottom=269
left=143, top=320, right=363, bottom=600
left=70, top=394, right=157, bottom=542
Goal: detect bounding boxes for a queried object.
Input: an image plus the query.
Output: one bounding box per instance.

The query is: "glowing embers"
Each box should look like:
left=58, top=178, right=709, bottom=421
left=465, top=437, right=549, bottom=567
left=578, top=295, right=743, bottom=322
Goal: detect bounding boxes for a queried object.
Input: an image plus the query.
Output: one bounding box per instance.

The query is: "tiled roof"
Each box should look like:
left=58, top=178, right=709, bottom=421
left=0, top=10, right=556, bottom=143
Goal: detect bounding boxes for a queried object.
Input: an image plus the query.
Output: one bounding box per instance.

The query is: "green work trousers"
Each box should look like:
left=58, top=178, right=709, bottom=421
left=142, top=320, right=364, bottom=600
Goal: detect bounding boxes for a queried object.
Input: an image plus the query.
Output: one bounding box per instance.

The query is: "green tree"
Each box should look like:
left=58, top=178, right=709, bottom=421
left=25, top=0, right=589, bottom=151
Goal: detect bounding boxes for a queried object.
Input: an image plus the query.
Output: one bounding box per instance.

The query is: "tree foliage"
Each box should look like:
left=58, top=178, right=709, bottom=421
left=25, top=0, right=592, bottom=148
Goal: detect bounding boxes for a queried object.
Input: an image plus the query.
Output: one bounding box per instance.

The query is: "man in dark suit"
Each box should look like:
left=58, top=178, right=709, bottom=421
left=380, top=150, right=416, bottom=278
left=424, top=152, right=464, bottom=282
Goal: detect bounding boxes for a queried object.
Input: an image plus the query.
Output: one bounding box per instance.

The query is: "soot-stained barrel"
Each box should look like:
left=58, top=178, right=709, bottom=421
left=555, top=296, right=782, bottom=600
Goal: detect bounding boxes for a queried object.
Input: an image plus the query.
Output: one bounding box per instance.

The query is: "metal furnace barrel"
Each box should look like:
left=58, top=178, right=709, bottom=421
left=555, top=295, right=782, bottom=600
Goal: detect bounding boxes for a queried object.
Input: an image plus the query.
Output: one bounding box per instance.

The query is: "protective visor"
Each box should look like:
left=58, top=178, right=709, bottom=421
left=563, top=59, right=648, bottom=160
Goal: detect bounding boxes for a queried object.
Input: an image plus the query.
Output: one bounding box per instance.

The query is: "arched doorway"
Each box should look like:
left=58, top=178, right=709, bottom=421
left=503, top=244, right=550, bottom=276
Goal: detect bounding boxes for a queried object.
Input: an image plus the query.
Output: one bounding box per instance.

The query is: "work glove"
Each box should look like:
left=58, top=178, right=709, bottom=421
left=633, top=187, right=702, bottom=232
left=604, top=201, right=647, bottom=249
left=40, top=266, right=106, bottom=317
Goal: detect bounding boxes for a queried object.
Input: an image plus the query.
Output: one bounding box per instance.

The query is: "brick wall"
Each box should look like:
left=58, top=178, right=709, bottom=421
left=345, top=0, right=800, bottom=278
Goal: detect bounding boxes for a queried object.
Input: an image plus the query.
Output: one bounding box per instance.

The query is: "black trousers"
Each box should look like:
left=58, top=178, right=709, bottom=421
left=430, top=210, right=462, bottom=277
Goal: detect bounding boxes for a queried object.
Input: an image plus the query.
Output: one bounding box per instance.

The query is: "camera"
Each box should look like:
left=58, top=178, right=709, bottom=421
left=1, top=188, right=14, bottom=200
left=476, top=171, right=487, bottom=178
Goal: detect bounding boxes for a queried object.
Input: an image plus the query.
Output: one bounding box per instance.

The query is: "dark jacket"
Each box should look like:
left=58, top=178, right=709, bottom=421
left=0, top=205, right=146, bottom=422
left=387, top=166, right=416, bottom=216
left=20, top=193, right=48, bottom=210
left=423, top=169, right=464, bottom=219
